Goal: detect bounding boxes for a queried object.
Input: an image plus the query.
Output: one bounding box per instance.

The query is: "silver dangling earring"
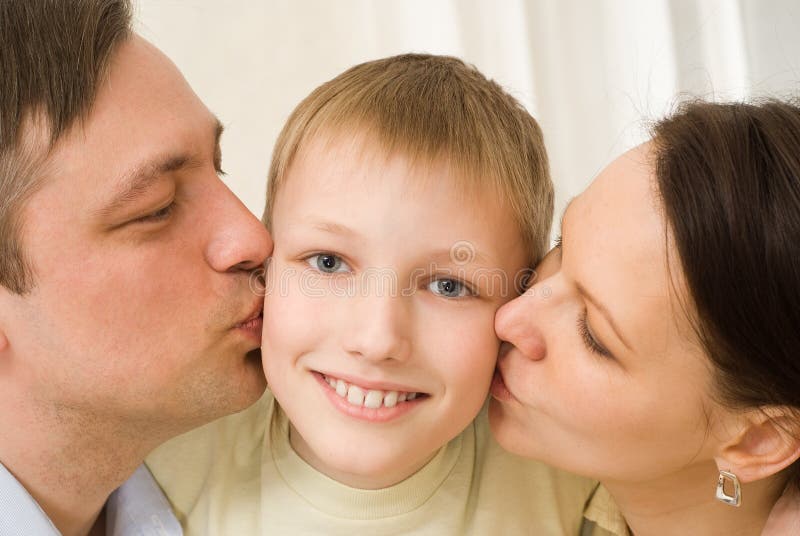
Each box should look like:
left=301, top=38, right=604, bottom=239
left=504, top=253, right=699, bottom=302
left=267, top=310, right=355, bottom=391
left=715, top=470, right=741, bottom=507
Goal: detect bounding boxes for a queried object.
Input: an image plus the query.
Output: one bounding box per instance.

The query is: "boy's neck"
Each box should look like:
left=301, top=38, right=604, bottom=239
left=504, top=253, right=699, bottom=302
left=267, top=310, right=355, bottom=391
left=605, top=462, right=786, bottom=535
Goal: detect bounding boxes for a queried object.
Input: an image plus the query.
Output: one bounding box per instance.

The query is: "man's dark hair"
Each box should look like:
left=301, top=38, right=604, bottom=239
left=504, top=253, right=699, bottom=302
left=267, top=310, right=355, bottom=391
left=0, top=0, right=133, bottom=293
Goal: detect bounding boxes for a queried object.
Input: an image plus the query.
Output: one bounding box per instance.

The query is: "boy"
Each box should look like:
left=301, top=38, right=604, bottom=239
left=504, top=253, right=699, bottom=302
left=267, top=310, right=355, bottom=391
left=147, top=54, right=594, bottom=534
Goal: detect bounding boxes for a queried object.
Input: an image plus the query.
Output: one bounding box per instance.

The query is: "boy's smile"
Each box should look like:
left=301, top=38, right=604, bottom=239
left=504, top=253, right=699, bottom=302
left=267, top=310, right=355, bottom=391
left=261, top=130, right=528, bottom=489
left=316, top=371, right=426, bottom=422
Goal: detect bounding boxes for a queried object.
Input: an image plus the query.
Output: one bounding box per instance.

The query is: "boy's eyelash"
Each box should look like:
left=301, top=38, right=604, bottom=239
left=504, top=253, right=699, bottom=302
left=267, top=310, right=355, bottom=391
left=429, top=276, right=477, bottom=298
left=577, top=311, right=612, bottom=358
left=303, top=252, right=351, bottom=273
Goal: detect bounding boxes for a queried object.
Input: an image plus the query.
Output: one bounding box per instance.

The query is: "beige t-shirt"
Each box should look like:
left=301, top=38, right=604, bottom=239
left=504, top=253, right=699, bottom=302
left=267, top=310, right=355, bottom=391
left=579, top=485, right=630, bottom=536
left=147, top=392, right=596, bottom=535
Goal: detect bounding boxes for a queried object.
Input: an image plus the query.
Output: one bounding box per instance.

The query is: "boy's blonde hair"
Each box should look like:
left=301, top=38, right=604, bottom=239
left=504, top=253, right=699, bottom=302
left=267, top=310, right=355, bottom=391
left=263, top=53, right=553, bottom=263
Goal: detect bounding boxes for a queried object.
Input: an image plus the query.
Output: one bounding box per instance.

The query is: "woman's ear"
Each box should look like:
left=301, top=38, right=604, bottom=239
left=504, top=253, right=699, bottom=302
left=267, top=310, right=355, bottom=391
left=715, top=408, right=800, bottom=484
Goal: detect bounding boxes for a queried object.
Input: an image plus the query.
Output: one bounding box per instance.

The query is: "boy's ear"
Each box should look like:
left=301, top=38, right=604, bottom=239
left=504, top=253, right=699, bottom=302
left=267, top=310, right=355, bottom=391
left=715, top=408, right=800, bottom=484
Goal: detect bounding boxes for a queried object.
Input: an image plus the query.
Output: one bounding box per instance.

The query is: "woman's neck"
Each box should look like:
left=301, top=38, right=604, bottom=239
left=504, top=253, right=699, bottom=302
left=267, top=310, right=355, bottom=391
left=604, top=462, right=786, bottom=536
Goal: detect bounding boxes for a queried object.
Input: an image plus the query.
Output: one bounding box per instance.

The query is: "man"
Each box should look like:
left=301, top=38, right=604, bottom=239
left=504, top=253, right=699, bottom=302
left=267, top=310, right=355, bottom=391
left=0, top=1, right=272, bottom=534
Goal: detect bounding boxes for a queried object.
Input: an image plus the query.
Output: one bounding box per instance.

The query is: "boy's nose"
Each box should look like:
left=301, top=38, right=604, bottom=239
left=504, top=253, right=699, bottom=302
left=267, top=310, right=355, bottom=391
left=343, top=294, right=411, bottom=363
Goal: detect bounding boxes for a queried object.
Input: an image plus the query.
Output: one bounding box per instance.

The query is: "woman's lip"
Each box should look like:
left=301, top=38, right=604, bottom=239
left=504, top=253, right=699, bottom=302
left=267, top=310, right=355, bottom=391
left=490, top=367, right=515, bottom=402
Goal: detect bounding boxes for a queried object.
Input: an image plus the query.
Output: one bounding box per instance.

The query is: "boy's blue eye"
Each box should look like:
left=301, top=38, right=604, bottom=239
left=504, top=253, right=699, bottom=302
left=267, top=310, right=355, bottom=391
left=306, top=253, right=350, bottom=274
left=428, top=278, right=470, bottom=298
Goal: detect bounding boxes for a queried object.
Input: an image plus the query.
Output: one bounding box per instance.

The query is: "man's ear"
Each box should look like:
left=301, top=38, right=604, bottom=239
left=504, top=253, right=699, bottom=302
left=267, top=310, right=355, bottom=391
left=715, top=408, right=800, bottom=484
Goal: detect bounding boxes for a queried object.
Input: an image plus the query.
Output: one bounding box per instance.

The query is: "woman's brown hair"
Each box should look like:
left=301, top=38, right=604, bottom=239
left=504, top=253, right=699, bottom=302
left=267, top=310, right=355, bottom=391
left=652, top=99, right=800, bottom=488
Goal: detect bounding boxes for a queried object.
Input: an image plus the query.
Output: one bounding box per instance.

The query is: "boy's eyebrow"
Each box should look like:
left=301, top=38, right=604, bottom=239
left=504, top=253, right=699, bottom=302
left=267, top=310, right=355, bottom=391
left=312, top=221, right=362, bottom=238
left=430, top=248, right=490, bottom=266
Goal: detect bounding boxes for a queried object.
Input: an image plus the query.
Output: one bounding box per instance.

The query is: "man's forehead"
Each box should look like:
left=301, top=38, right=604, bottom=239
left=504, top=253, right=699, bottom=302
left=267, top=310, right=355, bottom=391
left=32, top=35, right=220, bottom=213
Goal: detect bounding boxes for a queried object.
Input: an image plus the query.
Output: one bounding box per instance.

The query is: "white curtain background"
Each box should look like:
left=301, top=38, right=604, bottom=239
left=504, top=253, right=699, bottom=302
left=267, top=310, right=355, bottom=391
left=135, top=1, right=800, bottom=239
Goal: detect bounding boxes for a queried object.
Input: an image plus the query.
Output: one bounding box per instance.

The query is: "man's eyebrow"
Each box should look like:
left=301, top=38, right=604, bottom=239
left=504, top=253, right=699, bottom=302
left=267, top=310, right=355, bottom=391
left=559, top=196, right=633, bottom=352
left=97, top=154, right=195, bottom=217
left=213, top=118, right=224, bottom=168
left=98, top=117, right=224, bottom=217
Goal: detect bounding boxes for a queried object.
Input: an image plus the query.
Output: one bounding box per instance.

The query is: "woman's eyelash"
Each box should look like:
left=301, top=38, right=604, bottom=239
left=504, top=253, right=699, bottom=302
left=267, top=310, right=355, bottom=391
left=577, top=311, right=612, bottom=358
left=553, top=234, right=562, bottom=249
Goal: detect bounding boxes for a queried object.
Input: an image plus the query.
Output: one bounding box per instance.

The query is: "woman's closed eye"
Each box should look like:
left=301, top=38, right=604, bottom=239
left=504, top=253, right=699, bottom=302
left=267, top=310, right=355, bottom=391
left=577, top=310, right=613, bottom=358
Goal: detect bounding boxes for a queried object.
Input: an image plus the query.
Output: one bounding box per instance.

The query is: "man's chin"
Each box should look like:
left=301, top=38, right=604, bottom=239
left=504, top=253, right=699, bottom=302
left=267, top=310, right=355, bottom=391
left=246, top=347, right=263, bottom=368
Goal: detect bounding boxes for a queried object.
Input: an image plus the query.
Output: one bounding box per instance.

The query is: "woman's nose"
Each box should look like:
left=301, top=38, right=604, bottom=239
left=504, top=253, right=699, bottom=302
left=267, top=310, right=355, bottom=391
left=495, top=290, right=546, bottom=361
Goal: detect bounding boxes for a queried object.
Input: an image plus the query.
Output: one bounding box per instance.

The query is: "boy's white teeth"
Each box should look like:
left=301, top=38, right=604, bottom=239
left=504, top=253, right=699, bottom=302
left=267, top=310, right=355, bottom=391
left=364, top=389, right=383, bottom=409
left=383, top=391, right=398, bottom=408
left=322, top=374, right=420, bottom=408
left=335, top=379, right=347, bottom=397
left=347, top=385, right=365, bottom=406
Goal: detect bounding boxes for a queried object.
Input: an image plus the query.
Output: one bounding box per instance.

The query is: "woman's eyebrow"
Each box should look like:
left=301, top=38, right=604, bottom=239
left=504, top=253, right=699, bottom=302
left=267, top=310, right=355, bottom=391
left=559, top=196, right=634, bottom=352
left=576, top=281, right=634, bottom=352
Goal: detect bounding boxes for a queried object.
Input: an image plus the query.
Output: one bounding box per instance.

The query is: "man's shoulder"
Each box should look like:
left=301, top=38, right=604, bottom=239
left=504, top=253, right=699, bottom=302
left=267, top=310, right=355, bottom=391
left=106, top=465, right=183, bottom=536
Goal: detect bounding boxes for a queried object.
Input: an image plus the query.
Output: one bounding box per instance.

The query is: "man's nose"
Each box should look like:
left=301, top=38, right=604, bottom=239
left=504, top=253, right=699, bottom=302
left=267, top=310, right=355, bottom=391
left=206, top=187, right=273, bottom=273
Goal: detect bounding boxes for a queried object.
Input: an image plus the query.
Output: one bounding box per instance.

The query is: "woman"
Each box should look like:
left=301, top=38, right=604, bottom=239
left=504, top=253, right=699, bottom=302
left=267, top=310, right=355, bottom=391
left=489, top=100, right=800, bottom=535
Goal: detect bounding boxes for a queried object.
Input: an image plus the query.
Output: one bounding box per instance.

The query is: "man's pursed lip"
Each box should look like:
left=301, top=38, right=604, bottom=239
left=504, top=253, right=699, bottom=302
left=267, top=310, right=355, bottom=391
left=234, top=299, right=264, bottom=341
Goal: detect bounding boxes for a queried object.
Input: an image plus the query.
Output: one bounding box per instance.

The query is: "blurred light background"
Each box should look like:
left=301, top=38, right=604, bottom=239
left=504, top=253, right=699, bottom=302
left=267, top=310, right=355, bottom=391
left=136, top=0, right=800, bottom=239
